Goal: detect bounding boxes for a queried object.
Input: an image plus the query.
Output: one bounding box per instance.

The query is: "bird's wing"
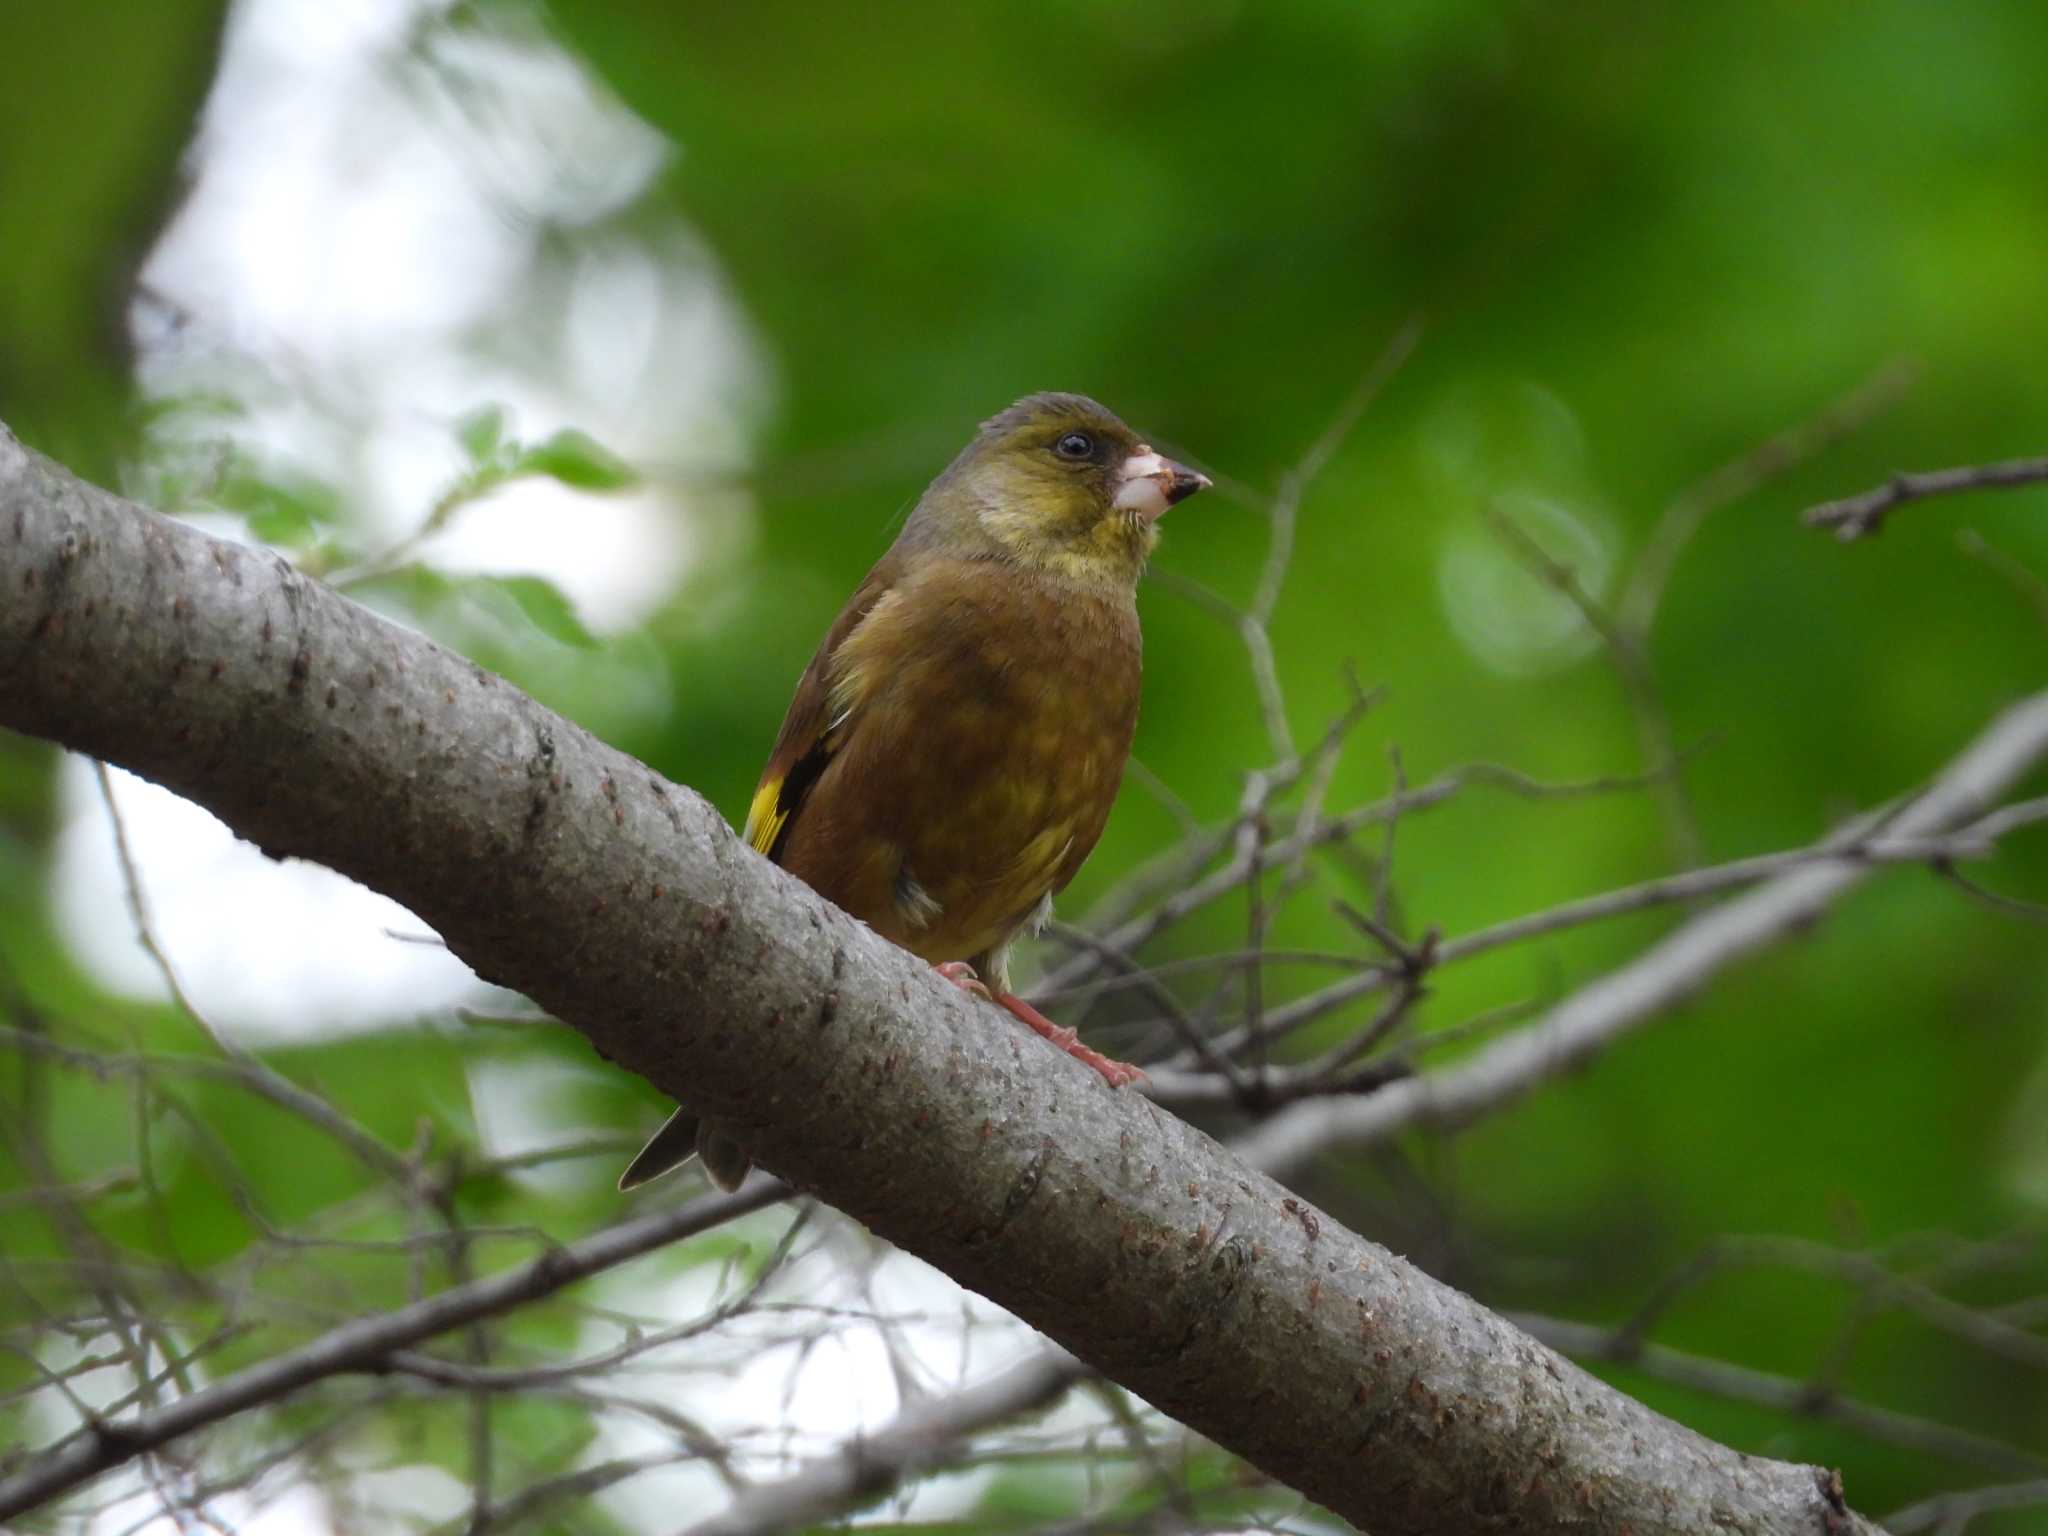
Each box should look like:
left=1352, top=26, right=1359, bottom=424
left=627, top=560, right=905, bottom=1197
left=742, top=553, right=904, bottom=863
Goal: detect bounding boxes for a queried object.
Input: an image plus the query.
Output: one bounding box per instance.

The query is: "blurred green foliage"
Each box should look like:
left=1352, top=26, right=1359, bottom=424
left=0, top=3, right=228, bottom=478
left=4, top=0, right=2047, bottom=1528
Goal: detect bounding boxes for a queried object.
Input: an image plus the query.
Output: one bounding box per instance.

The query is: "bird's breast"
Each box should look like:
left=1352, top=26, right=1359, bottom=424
left=805, top=564, right=1143, bottom=962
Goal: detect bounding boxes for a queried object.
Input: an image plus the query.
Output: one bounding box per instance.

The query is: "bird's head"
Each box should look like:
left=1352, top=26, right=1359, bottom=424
left=913, top=392, right=1210, bottom=585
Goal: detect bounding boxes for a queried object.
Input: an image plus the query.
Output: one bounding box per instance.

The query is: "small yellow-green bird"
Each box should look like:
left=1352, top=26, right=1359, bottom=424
left=621, top=392, right=1209, bottom=1190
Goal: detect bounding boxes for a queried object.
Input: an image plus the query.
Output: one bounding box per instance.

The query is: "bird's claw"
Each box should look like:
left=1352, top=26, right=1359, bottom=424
left=933, top=960, right=993, bottom=1001
left=932, top=961, right=1146, bottom=1088
left=1077, top=1052, right=1147, bottom=1090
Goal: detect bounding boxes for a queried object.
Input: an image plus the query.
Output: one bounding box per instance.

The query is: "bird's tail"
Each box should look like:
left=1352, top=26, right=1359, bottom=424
left=617, top=1107, right=751, bottom=1192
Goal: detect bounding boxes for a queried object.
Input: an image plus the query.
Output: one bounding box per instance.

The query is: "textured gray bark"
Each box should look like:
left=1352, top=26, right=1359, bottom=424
left=0, top=422, right=1882, bottom=1534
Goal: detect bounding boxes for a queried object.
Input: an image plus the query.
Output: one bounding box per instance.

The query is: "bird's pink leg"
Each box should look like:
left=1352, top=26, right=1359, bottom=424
left=933, top=960, right=992, bottom=999
left=933, top=961, right=1147, bottom=1088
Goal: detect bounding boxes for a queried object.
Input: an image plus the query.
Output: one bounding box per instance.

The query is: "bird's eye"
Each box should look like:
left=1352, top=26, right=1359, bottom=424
left=1054, top=431, right=1095, bottom=461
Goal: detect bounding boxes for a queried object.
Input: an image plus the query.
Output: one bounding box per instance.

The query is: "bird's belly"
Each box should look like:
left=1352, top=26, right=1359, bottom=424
left=777, top=569, right=1142, bottom=968
left=894, top=694, right=1130, bottom=962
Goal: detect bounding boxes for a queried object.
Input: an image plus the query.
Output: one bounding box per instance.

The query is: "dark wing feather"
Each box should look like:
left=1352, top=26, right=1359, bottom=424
left=742, top=550, right=903, bottom=862
left=622, top=552, right=906, bottom=1192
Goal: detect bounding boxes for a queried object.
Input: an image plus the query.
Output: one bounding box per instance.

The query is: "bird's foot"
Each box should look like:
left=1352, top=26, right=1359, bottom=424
left=933, top=960, right=993, bottom=1000
left=933, top=962, right=1146, bottom=1088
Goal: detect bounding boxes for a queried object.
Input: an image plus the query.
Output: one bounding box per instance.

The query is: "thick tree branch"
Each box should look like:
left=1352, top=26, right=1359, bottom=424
left=0, top=422, right=1893, bottom=1533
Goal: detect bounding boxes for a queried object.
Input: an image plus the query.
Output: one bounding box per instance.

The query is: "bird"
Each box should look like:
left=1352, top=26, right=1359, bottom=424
left=620, top=392, right=1210, bottom=1191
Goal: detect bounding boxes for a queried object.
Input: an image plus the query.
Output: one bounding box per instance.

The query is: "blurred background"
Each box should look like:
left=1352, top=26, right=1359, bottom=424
left=4, top=0, right=2047, bottom=1531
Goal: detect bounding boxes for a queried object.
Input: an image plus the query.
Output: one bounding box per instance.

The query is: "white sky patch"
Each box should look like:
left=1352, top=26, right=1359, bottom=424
left=27, top=1327, right=357, bottom=1536
left=133, top=0, right=766, bottom=608
left=83, top=1476, right=439, bottom=1536
left=139, top=0, right=525, bottom=366
left=579, top=1233, right=1089, bottom=1531
left=53, top=763, right=488, bottom=1043
left=459, top=1052, right=1084, bottom=1526
left=57, top=0, right=772, bottom=1042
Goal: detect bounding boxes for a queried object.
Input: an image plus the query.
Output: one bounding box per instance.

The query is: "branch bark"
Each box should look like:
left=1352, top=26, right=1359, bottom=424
left=0, top=421, right=1893, bottom=1533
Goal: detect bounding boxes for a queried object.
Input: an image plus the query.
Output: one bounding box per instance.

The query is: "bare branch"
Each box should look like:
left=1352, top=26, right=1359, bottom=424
left=678, top=1350, right=1089, bottom=1536
left=1487, top=498, right=1702, bottom=866
left=1141, top=793, right=2045, bottom=1105
left=1937, top=863, right=2048, bottom=924
left=1519, top=1315, right=2044, bottom=1480
left=1234, top=690, right=2048, bottom=1175
left=1042, top=922, right=1250, bottom=1096
left=1148, top=315, right=1421, bottom=765
left=1613, top=1233, right=2048, bottom=1376
left=1955, top=528, right=2048, bottom=629
left=1805, top=453, right=2048, bottom=540
left=1886, top=1478, right=2048, bottom=1534
left=1044, top=752, right=1661, bottom=1009
left=1432, top=808, right=2043, bottom=966
left=0, top=1026, right=412, bottom=1186
left=1623, top=360, right=1916, bottom=633
left=1255, top=314, right=1425, bottom=624
left=1147, top=569, right=1297, bottom=764
left=449, top=1452, right=699, bottom=1536
left=0, top=1181, right=790, bottom=1521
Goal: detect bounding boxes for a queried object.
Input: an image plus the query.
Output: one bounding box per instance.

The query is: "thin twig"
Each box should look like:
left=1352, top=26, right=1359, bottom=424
left=1042, top=923, right=1249, bottom=1095
left=677, top=1350, right=1090, bottom=1536
left=1886, top=1478, right=2048, bottom=1534
left=1430, top=813, right=2038, bottom=968
left=1936, top=865, right=2048, bottom=924
left=1232, top=690, right=2048, bottom=1175
left=1239, top=771, right=1275, bottom=1096
left=1149, top=315, right=1421, bottom=766
left=1147, top=798, right=2029, bottom=1086
left=1623, top=359, right=1916, bottom=633
left=1122, top=755, right=1201, bottom=841
left=1041, top=755, right=1679, bottom=1008
left=1805, top=453, right=2048, bottom=541
left=1372, top=745, right=1405, bottom=936
left=1955, top=529, right=2048, bottom=629
left=0, top=1026, right=411, bottom=1186
left=0, top=1180, right=791, bottom=1522
left=1486, top=501, right=1702, bottom=867
left=1615, top=1233, right=2048, bottom=1375
left=1517, top=1315, right=2043, bottom=1479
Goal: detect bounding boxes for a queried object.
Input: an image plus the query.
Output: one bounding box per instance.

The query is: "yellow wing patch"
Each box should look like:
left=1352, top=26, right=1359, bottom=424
left=744, top=778, right=788, bottom=857
left=743, top=587, right=899, bottom=862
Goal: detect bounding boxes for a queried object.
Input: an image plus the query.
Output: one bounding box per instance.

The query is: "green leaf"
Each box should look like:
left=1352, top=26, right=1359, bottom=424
left=219, top=471, right=341, bottom=549
left=491, top=575, right=600, bottom=649
left=492, top=1393, right=599, bottom=1468
left=456, top=403, right=508, bottom=466
left=352, top=566, right=601, bottom=652
left=514, top=428, right=639, bottom=492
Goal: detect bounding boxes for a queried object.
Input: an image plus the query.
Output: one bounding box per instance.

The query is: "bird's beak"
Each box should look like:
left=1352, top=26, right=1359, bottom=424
left=1112, top=445, right=1213, bottom=522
